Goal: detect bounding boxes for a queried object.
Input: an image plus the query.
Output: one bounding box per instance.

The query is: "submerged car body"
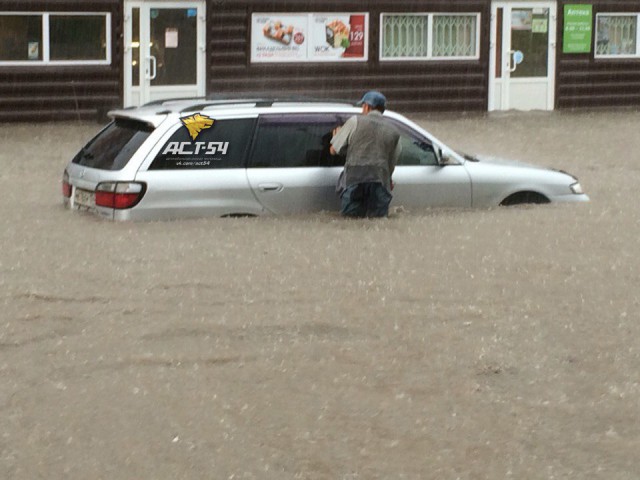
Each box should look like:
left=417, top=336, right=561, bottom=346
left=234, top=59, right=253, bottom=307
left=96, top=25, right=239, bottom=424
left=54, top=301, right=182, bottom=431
left=62, top=98, right=588, bottom=220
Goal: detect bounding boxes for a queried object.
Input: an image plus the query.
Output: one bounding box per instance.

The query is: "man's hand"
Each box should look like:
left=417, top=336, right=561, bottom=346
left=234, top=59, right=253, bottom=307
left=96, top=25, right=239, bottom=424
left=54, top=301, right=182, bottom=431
left=330, top=126, right=342, bottom=156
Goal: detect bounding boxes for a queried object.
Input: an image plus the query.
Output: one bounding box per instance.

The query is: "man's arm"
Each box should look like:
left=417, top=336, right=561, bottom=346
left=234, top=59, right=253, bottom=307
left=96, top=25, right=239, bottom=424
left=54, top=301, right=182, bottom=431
left=330, top=116, right=357, bottom=156
left=329, top=128, right=340, bottom=156
left=389, top=137, right=402, bottom=176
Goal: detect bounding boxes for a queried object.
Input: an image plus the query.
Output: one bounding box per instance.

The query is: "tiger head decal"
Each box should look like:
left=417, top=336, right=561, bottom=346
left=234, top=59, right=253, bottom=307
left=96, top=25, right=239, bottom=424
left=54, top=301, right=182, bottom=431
left=180, top=114, right=215, bottom=141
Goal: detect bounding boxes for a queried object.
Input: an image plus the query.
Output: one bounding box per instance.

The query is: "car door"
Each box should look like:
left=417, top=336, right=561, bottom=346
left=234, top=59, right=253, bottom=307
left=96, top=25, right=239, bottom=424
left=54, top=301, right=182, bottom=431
left=246, top=113, right=347, bottom=214
left=134, top=115, right=264, bottom=219
left=389, top=121, right=472, bottom=208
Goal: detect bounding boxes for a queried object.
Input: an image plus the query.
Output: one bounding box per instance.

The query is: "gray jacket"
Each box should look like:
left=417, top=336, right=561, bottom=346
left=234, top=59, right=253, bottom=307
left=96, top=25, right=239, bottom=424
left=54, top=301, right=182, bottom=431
left=331, top=111, right=401, bottom=192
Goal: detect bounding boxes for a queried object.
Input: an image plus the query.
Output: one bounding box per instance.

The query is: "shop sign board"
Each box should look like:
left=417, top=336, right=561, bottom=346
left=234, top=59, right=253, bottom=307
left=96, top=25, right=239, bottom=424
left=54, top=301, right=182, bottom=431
left=251, top=13, right=368, bottom=63
left=563, top=4, right=593, bottom=53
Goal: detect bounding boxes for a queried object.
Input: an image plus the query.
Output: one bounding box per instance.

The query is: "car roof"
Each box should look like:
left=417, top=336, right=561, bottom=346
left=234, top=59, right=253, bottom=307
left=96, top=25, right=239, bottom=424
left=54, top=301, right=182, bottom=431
left=108, top=97, right=361, bottom=128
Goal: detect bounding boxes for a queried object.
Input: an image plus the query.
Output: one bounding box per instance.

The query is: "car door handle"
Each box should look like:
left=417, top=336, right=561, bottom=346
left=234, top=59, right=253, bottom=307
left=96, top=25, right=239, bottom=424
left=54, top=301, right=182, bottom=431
left=258, top=183, right=283, bottom=192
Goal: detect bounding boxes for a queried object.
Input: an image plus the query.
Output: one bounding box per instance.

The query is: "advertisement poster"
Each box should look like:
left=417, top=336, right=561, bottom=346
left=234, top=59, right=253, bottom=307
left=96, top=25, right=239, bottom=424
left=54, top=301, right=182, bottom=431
left=251, top=14, right=309, bottom=63
left=563, top=4, right=593, bottom=53
left=251, top=13, right=368, bottom=63
left=309, top=14, right=368, bottom=61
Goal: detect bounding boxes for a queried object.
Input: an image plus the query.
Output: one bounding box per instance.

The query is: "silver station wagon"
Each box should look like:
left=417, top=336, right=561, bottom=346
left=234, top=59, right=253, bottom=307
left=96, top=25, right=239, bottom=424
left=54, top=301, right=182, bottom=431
left=62, top=98, right=589, bottom=220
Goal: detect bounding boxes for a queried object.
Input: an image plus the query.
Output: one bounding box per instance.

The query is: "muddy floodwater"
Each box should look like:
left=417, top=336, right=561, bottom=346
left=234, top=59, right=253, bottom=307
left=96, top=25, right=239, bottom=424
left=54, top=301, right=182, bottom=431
left=1, top=110, right=639, bottom=479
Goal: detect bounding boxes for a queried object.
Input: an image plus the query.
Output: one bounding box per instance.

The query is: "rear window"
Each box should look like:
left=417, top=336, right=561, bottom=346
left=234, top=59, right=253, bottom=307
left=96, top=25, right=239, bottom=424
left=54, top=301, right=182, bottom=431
left=72, top=119, right=153, bottom=171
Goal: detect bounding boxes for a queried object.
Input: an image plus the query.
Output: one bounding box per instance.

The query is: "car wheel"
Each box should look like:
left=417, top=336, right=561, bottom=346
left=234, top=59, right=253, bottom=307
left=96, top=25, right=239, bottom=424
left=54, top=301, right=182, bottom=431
left=500, top=191, right=550, bottom=206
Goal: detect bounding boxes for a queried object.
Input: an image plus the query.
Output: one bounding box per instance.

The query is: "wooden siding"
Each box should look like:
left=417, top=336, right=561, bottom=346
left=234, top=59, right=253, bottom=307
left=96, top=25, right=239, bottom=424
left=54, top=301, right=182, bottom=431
left=2, top=1, right=640, bottom=121
left=208, top=1, right=490, bottom=113
left=0, top=0, right=122, bottom=121
left=556, top=0, right=640, bottom=109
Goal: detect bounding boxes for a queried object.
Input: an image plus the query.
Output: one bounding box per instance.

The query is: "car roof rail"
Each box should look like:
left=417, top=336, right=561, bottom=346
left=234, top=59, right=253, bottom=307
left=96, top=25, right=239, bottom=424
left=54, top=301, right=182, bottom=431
left=177, top=95, right=358, bottom=113
left=207, top=93, right=356, bottom=105
left=137, top=95, right=357, bottom=114
left=180, top=99, right=274, bottom=112
left=142, top=97, right=205, bottom=107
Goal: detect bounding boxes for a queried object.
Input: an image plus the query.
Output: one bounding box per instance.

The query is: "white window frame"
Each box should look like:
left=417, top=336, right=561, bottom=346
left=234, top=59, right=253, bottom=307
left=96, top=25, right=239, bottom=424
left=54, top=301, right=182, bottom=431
left=0, top=12, right=112, bottom=66
left=594, top=13, right=640, bottom=59
left=380, top=12, right=481, bottom=61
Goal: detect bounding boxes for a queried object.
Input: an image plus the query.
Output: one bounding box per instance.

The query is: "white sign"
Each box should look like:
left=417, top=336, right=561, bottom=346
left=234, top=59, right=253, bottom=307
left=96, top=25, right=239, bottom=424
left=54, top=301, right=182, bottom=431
left=165, top=28, right=179, bottom=48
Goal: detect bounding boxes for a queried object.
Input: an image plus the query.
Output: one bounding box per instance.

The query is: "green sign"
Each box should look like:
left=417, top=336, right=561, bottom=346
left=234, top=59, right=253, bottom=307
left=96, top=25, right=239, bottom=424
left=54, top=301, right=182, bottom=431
left=563, top=4, right=593, bottom=53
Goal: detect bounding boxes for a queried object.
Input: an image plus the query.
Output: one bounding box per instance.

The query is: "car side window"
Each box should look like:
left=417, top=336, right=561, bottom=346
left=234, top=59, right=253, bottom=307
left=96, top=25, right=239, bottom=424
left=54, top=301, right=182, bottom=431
left=397, top=136, right=439, bottom=166
left=387, top=119, right=438, bottom=166
left=249, top=114, right=347, bottom=168
left=149, top=117, right=256, bottom=170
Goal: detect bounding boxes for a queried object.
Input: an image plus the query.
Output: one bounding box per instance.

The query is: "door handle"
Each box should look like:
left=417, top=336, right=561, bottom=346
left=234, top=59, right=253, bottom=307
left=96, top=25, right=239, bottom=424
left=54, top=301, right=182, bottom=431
left=147, top=55, right=157, bottom=80
left=508, top=50, right=517, bottom=72
left=258, top=183, right=283, bottom=192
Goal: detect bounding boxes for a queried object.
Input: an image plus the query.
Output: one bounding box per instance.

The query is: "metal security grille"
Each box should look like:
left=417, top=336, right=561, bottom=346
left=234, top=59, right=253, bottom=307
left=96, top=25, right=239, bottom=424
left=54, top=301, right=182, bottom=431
left=433, top=15, right=477, bottom=57
left=381, top=13, right=478, bottom=59
left=596, top=15, right=638, bottom=56
left=382, top=15, right=429, bottom=58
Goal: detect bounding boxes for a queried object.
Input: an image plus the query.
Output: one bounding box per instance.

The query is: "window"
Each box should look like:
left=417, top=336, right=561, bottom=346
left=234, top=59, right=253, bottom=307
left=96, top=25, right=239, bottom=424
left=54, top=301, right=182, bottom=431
left=382, top=15, right=429, bottom=58
left=150, top=118, right=256, bottom=170
left=386, top=119, right=438, bottom=166
left=250, top=114, right=347, bottom=168
left=73, top=120, right=154, bottom=171
left=381, top=13, right=479, bottom=60
left=0, top=15, right=42, bottom=61
left=595, top=14, right=640, bottom=57
left=0, top=12, right=110, bottom=64
left=50, top=15, right=107, bottom=61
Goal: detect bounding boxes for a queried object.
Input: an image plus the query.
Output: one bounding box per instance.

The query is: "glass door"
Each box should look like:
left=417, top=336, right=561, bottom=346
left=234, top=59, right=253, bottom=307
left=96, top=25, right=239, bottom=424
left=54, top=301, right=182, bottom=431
left=489, top=2, right=557, bottom=110
left=124, top=1, right=206, bottom=107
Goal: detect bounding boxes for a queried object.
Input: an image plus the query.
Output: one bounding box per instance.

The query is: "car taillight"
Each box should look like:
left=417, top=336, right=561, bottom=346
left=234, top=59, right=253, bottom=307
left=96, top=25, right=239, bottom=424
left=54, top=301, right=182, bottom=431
left=62, top=171, right=72, bottom=198
left=95, top=182, right=145, bottom=209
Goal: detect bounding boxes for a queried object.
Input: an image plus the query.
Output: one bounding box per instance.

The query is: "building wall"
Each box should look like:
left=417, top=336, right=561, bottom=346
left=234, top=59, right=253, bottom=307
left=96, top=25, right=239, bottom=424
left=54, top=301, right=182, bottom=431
left=0, top=0, right=122, bottom=121
left=208, top=0, right=490, bottom=112
left=556, top=0, right=640, bottom=109
left=1, top=1, right=640, bottom=121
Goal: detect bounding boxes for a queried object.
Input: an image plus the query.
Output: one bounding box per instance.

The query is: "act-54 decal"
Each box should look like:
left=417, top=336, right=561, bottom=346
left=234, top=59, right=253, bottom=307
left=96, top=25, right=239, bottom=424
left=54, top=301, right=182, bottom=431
left=161, top=141, right=229, bottom=156
left=160, top=114, right=230, bottom=168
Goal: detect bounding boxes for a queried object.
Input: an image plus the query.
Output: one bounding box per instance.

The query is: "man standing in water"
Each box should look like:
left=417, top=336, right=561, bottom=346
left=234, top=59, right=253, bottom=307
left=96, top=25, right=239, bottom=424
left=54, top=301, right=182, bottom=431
left=330, top=91, right=401, bottom=218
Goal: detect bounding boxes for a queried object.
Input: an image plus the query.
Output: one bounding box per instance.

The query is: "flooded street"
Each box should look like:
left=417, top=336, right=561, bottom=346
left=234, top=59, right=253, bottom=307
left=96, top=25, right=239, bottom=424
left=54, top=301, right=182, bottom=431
left=1, top=110, right=639, bottom=479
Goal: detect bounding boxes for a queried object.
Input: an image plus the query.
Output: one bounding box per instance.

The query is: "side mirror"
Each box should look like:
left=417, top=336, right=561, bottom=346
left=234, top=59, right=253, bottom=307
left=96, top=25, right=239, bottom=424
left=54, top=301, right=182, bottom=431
left=437, top=149, right=457, bottom=166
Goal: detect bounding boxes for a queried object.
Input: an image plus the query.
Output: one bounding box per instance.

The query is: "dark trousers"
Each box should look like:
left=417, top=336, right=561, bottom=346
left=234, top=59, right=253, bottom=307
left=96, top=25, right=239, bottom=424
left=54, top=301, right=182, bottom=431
left=340, top=182, right=392, bottom=218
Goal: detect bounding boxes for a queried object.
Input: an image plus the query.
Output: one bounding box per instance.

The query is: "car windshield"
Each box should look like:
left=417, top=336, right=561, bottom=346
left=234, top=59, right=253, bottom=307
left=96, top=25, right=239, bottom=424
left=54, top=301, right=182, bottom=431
left=72, top=119, right=154, bottom=171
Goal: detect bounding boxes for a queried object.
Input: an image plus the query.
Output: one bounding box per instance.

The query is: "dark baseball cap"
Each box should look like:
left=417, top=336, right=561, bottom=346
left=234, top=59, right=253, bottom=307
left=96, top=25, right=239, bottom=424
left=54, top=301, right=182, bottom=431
left=357, top=90, right=387, bottom=108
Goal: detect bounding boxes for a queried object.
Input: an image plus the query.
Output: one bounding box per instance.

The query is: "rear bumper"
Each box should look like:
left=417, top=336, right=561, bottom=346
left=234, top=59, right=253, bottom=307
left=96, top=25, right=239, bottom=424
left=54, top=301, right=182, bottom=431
left=63, top=195, right=116, bottom=220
